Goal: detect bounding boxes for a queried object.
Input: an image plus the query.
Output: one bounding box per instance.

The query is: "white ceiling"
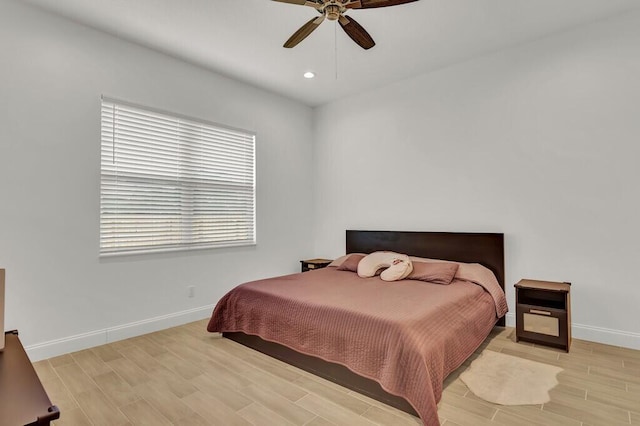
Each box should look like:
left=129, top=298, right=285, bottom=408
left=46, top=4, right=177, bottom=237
left=22, top=0, right=640, bottom=106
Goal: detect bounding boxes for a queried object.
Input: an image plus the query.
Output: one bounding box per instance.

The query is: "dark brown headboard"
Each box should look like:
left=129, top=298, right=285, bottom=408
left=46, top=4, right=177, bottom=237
left=346, top=230, right=505, bottom=292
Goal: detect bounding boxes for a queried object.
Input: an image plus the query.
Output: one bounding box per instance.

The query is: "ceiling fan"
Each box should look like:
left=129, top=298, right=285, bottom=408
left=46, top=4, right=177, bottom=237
left=273, top=0, right=420, bottom=50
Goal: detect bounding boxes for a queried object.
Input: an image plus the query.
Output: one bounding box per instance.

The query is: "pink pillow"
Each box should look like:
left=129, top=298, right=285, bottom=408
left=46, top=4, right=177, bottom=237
left=337, top=254, right=365, bottom=272
left=407, top=262, right=459, bottom=285
left=328, top=253, right=365, bottom=268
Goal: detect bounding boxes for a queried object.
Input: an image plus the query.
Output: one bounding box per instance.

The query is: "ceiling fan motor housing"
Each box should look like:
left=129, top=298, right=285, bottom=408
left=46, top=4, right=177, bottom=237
left=325, top=5, right=341, bottom=20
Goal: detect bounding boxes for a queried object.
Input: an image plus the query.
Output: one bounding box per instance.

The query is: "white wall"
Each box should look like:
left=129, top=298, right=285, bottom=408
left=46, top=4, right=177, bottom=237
left=0, top=0, right=314, bottom=360
left=313, top=11, right=640, bottom=349
left=2, top=0, right=639, bottom=358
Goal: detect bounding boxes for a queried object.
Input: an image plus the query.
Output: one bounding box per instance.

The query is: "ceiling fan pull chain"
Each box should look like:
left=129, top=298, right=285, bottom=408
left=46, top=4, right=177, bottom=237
left=335, top=20, right=339, bottom=80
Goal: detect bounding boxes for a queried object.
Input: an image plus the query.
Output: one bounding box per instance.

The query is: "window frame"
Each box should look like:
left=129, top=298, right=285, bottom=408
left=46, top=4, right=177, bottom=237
left=99, top=96, right=256, bottom=257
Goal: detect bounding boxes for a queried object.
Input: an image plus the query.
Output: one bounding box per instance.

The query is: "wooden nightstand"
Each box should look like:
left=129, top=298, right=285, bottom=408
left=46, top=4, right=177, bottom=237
left=300, top=258, right=332, bottom=272
left=515, top=279, right=571, bottom=352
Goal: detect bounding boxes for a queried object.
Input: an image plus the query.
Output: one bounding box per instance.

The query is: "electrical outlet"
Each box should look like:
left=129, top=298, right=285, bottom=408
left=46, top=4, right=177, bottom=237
left=188, top=285, right=195, bottom=298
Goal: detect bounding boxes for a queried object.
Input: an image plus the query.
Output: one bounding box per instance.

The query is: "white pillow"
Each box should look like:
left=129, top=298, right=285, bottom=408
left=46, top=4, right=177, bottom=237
left=357, top=251, right=413, bottom=282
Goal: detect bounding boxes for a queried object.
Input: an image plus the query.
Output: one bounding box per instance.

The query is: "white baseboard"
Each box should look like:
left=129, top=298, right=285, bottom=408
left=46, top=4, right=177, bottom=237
left=25, top=304, right=214, bottom=362
left=571, top=323, right=640, bottom=350
left=504, top=313, right=640, bottom=350
left=25, top=307, right=640, bottom=362
left=505, top=312, right=516, bottom=328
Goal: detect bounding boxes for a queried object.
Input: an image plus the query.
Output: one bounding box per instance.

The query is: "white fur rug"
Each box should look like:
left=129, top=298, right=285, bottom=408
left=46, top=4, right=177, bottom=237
left=460, top=350, right=563, bottom=405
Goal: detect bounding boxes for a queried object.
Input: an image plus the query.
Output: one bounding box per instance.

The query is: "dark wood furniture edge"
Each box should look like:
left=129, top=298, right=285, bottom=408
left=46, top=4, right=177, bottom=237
left=515, top=279, right=572, bottom=291
left=223, top=331, right=418, bottom=415
left=33, top=406, right=61, bottom=425
left=224, top=230, right=506, bottom=418
left=1, top=331, right=61, bottom=425
left=300, top=259, right=333, bottom=272
left=515, top=335, right=569, bottom=350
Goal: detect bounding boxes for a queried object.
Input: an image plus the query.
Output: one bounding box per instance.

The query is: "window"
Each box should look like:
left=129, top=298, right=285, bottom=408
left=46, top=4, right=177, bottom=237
left=100, top=98, right=256, bottom=256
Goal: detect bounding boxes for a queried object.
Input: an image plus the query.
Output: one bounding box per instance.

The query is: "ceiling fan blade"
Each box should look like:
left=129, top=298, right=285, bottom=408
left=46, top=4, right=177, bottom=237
left=284, top=16, right=325, bottom=48
left=346, top=0, right=419, bottom=9
left=272, top=0, right=308, bottom=5
left=338, top=15, right=375, bottom=50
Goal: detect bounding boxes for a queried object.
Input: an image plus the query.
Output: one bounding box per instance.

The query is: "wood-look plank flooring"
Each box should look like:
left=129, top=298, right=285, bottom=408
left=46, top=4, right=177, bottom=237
left=33, top=320, right=640, bottom=426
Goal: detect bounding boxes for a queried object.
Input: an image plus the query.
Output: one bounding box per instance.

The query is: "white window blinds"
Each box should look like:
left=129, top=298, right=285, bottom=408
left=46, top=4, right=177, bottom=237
left=100, top=98, right=256, bottom=256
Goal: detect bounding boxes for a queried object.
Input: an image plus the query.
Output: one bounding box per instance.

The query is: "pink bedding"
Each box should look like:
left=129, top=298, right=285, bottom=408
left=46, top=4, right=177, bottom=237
left=208, top=267, right=507, bottom=426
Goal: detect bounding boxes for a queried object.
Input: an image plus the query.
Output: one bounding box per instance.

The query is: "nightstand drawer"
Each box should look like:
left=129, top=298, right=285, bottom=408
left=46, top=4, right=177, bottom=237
left=517, top=303, right=568, bottom=344
left=523, top=312, right=559, bottom=336
left=300, top=258, right=332, bottom=273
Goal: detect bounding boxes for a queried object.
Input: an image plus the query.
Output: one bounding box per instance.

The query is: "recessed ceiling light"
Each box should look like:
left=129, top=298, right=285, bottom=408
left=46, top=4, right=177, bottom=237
left=303, top=71, right=315, bottom=79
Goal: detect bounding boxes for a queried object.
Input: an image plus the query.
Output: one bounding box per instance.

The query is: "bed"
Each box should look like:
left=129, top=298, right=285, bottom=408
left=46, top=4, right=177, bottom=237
left=207, top=230, right=507, bottom=425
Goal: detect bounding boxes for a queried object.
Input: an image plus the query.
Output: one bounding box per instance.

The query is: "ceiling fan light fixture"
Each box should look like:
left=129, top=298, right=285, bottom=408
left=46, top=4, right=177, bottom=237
left=303, top=71, right=316, bottom=79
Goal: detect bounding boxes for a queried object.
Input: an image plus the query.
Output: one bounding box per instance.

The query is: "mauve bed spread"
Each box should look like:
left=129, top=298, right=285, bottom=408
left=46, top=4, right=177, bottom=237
left=208, top=267, right=507, bottom=426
